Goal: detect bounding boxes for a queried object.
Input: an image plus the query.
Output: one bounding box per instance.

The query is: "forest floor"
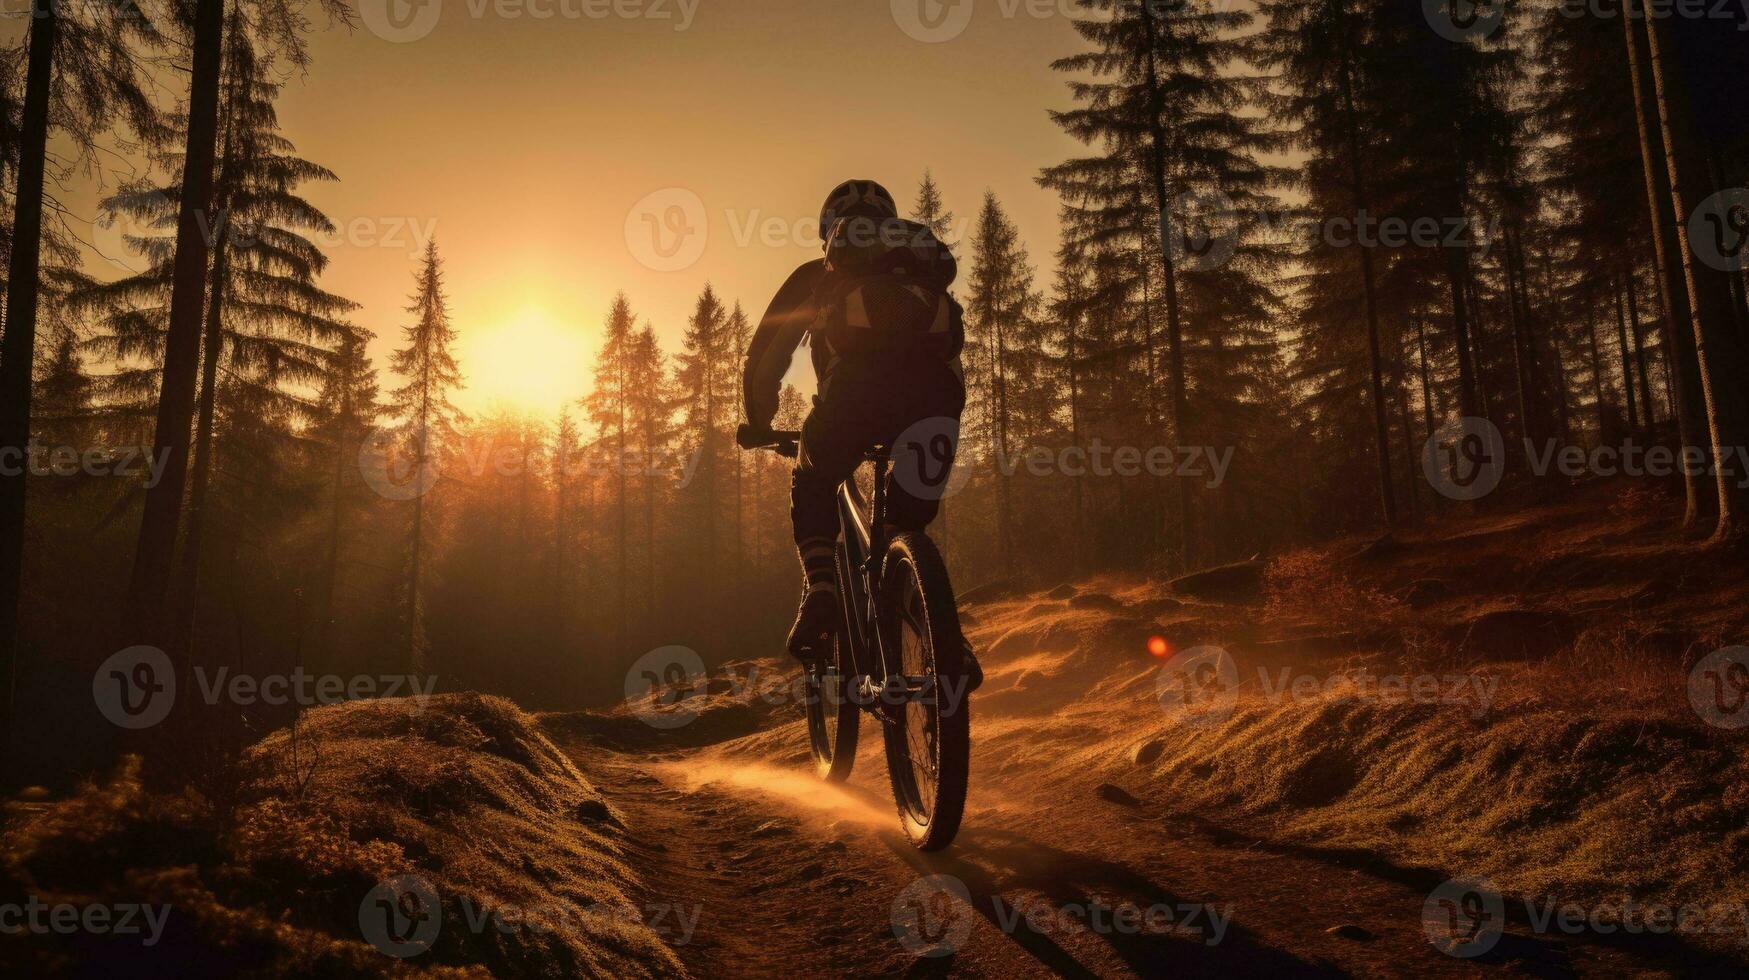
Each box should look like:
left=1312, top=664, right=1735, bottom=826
left=544, top=476, right=1749, bottom=977
left=5, top=477, right=1748, bottom=977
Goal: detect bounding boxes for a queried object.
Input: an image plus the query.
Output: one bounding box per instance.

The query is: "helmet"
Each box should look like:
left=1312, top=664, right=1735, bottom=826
left=819, top=180, right=898, bottom=240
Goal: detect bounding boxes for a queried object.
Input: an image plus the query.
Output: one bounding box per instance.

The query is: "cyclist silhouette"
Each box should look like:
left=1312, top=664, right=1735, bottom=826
left=741, top=179, right=977, bottom=685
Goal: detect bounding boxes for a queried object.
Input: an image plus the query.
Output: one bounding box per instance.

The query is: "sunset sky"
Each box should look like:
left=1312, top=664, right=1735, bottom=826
left=27, top=0, right=1088, bottom=416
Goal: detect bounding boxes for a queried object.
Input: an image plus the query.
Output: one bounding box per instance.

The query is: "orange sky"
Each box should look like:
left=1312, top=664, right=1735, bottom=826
left=26, top=0, right=1089, bottom=417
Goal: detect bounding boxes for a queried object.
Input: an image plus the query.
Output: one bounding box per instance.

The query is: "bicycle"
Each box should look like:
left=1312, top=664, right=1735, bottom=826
left=738, top=424, right=971, bottom=851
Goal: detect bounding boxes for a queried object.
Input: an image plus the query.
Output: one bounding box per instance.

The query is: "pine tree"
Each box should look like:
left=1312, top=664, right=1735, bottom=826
left=1049, top=0, right=1280, bottom=555
left=912, top=169, right=957, bottom=242
left=309, top=328, right=380, bottom=660
left=0, top=0, right=161, bottom=785
left=965, top=193, right=1040, bottom=575
left=387, top=241, right=465, bottom=672
left=627, top=325, right=672, bottom=633
left=673, top=284, right=734, bottom=578
left=585, top=294, right=636, bottom=651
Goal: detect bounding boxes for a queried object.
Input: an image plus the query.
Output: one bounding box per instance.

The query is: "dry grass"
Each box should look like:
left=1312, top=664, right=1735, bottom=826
left=1, top=693, right=683, bottom=978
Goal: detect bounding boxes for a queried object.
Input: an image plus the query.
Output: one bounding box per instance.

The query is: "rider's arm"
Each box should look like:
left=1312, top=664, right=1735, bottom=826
left=742, top=259, right=825, bottom=430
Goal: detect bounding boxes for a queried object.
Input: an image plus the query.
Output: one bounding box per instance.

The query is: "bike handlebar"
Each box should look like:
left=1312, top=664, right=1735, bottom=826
left=737, top=424, right=801, bottom=458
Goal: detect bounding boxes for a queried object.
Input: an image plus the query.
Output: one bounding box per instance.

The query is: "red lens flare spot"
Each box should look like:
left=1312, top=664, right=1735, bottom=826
left=1148, top=635, right=1171, bottom=658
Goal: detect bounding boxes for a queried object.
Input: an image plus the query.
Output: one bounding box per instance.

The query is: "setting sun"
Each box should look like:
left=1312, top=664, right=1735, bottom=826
left=456, top=308, right=594, bottom=416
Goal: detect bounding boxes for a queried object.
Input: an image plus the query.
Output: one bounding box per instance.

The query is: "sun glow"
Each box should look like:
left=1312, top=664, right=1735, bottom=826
left=457, top=307, right=593, bottom=417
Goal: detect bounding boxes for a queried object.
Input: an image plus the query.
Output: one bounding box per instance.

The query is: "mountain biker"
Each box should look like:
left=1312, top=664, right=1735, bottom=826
left=741, top=179, right=980, bottom=687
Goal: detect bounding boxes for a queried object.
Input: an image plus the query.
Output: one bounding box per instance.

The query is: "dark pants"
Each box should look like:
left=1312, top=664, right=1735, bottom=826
left=791, top=355, right=965, bottom=592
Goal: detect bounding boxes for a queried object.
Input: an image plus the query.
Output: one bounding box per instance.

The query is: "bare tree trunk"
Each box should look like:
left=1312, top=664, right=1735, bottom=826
left=171, top=227, right=230, bottom=654
left=1641, top=13, right=1749, bottom=543
left=0, top=0, right=59, bottom=789
left=1417, top=311, right=1438, bottom=445
left=1585, top=296, right=1608, bottom=436
left=1503, top=226, right=1542, bottom=452
left=1622, top=270, right=1656, bottom=428
left=130, top=0, right=227, bottom=644
left=1335, top=40, right=1396, bottom=530
left=1139, top=16, right=1195, bottom=564
left=1622, top=0, right=1710, bottom=529
left=1444, top=247, right=1481, bottom=420
left=1611, top=274, right=1639, bottom=432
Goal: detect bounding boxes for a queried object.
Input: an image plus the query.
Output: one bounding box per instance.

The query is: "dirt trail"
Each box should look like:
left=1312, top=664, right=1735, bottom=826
left=555, top=725, right=1672, bottom=978
left=542, top=493, right=1749, bottom=977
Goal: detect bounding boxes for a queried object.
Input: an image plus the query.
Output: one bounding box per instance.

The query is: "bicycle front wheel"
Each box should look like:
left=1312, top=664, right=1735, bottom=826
left=877, top=531, right=970, bottom=851
left=802, top=542, right=860, bottom=782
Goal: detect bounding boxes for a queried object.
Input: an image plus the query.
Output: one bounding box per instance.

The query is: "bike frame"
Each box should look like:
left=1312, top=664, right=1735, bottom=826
left=834, top=450, right=898, bottom=712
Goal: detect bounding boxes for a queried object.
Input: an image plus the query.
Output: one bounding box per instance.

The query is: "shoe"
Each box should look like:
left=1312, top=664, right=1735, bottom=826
left=787, top=590, right=839, bottom=663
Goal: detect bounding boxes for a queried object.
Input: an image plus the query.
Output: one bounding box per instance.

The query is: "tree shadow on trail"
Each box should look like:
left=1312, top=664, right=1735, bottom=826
left=883, top=826, right=1344, bottom=978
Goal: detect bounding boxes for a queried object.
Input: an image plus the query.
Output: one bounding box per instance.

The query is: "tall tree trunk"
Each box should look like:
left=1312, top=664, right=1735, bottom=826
left=129, top=0, right=227, bottom=641
left=1503, top=226, right=1542, bottom=452
left=1139, top=16, right=1194, bottom=565
left=1622, top=0, right=1710, bottom=529
left=405, top=390, right=430, bottom=672
left=1444, top=246, right=1481, bottom=420
left=617, top=395, right=627, bottom=655
left=994, top=317, right=1013, bottom=574
left=0, top=0, right=59, bottom=789
left=319, top=414, right=350, bottom=662
left=171, top=228, right=230, bottom=653
left=1392, top=334, right=1418, bottom=522
left=1641, top=13, right=1749, bottom=542
left=1417, top=311, right=1438, bottom=446
left=1624, top=273, right=1655, bottom=428
left=1067, top=308, right=1085, bottom=574
left=1585, top=296, right=1608, bottom=436
left=1612, top=274, right=1640, bottom=432
left=1333, top=34, right=1396, bottom=529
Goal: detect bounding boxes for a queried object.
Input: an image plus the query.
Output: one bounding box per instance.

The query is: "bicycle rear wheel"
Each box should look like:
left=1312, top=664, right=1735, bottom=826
left=877, top=531, right=970, bottom=851
left=802, top=543, right=860, bottom=782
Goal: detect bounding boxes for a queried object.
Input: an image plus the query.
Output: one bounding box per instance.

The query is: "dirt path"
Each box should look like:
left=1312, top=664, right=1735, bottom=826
left=556, top=726, right=1674, bottom=979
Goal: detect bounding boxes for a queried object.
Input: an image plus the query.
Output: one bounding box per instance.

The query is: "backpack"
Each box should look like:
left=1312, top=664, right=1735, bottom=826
left=809, top=216, right=964, bottom=362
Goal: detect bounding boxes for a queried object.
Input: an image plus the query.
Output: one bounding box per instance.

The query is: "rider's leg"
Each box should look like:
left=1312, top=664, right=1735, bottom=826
left=787, top=390, right=868, bottom=659
left=881, top=364, right=983, bottom=690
